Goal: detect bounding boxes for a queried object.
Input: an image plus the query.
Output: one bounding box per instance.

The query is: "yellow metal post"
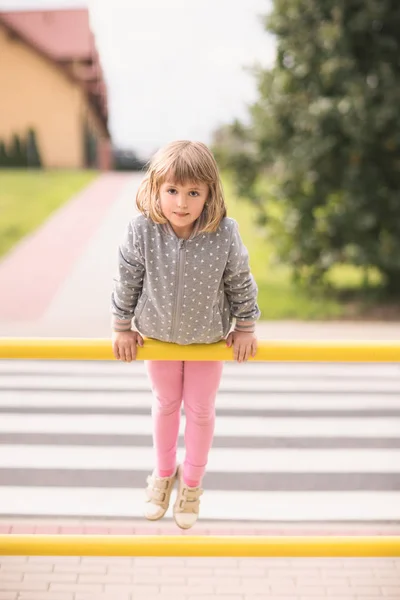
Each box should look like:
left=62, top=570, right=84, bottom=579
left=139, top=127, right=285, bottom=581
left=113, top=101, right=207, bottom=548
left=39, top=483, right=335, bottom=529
left=1, top=337, right=400, bottom=362
left=1, top=535, right=400, bottom=557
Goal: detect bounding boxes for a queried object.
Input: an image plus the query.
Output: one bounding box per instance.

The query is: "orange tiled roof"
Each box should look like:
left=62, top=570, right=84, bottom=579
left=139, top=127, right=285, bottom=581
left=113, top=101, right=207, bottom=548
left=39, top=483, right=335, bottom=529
left=0, top=8, right=108, bottom=126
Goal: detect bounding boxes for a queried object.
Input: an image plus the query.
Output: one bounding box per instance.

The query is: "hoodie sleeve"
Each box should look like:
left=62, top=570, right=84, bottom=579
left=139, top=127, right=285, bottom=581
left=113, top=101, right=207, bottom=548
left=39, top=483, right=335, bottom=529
left=111, top=220, right=145, bottom=331
left=223, top=220, right=261, bottom=324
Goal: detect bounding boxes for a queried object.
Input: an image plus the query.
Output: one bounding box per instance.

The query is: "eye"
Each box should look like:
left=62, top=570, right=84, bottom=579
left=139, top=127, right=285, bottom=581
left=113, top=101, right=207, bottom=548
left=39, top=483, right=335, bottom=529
left=167, top=188, right=177, bottom=194
left=189, top=191, right=200, bottom=197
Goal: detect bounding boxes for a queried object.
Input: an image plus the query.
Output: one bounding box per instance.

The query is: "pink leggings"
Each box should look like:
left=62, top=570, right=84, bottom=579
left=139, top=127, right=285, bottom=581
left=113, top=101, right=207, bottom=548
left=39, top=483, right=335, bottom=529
left=144, top=360, right=224, bottom=487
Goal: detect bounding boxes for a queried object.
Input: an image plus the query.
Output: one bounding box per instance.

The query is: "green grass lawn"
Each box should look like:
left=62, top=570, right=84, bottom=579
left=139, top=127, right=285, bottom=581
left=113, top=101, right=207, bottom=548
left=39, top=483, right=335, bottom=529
left=0, top=169, right=98, bottom=259
left=222, top=174, right=387, bottom=320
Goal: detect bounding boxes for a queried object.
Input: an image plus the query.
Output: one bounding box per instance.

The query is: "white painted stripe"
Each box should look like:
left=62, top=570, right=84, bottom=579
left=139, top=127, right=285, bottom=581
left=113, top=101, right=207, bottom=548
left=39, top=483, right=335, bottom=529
left=0, top=414, right=399, bottom=437
left=2, top=390, right=400, bottom=410
left=0, top=487, right=399, bottom=520
left=1, top=360, right=399, bottom=378
left=2, top=375, right=400, bottom=392
left=2, top=445, right=400, bottom=472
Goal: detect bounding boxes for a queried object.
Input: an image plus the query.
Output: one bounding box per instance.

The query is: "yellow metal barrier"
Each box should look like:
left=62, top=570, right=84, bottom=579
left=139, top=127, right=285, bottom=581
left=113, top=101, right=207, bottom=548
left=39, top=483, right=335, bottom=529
left=1, top=337, right=399, bottom=557
left=1, top=535, right=400, bottom=557
left=1, top=337, right=400, bottom=361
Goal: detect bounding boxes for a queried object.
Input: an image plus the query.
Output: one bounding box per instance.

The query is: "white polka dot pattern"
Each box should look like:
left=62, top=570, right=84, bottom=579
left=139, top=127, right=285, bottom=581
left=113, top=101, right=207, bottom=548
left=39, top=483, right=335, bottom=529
left=111, top=215, right=260, bottom=344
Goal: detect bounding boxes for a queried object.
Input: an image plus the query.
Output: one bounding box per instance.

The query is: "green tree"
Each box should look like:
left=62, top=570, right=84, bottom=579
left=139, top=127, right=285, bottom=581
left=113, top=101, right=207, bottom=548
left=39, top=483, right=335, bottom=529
left=212, top=120, right=261, bottom=200
left=10, top=133, right=27, bottom=167
left=224, top=0, right=400, bottom=296
left=26, top=128, right=42, bottom=168
left=83, top=123, right=97, bottom=168
left=0, top=140, right=8, bottom=167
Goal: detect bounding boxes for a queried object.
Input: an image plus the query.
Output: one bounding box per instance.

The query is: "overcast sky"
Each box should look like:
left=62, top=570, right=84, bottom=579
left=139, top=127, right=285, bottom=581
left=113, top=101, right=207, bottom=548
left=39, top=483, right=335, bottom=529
left=0, top=0, right=275, bottom=158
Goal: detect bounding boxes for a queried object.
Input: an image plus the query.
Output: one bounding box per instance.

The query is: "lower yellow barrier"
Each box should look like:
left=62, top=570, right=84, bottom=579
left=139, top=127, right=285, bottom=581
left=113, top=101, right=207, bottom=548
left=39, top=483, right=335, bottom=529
left=1, top=535, right=400, bottom=557
left=1, top=337, right=400, bottom=361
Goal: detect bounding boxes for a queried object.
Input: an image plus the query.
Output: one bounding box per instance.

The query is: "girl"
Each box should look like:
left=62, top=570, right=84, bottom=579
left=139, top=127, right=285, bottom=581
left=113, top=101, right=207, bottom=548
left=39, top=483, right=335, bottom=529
left=111, top=140, right=260, bottom=529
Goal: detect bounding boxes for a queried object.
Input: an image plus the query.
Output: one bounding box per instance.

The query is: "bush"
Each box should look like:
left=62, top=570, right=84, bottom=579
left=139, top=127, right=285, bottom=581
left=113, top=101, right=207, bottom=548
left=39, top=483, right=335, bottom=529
left=0, top=128, right=42, bottom=168
left=26, top=129, right=42, bottom=168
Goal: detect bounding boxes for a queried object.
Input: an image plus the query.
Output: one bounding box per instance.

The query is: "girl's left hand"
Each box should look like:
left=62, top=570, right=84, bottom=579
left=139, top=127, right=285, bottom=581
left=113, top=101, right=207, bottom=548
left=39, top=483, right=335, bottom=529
left=226, top=330, right=258, bottom=363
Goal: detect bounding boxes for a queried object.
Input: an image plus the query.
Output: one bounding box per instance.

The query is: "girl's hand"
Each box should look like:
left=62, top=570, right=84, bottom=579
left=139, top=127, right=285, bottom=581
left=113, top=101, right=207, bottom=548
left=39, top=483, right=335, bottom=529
left=226, top=330, right=258, bottom=363
left=112, top=330, right=144, bottom=362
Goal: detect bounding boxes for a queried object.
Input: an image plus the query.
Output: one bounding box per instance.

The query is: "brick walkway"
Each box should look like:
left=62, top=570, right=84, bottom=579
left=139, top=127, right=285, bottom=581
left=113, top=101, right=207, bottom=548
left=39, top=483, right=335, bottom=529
left=1, top=520, right=399, bottom=599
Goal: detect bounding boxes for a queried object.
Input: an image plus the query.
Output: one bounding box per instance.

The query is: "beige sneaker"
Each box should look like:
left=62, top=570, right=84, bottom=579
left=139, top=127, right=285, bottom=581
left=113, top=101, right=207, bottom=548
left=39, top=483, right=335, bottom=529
left=173, top=464, right=203, bottom=529
left=144, top=468, right=178, bottom=521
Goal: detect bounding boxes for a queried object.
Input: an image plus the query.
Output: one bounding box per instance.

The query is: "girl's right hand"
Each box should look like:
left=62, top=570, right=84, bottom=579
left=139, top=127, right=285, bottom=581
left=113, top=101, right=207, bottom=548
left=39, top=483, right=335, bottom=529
left=112, top=330, right=144, bottom=362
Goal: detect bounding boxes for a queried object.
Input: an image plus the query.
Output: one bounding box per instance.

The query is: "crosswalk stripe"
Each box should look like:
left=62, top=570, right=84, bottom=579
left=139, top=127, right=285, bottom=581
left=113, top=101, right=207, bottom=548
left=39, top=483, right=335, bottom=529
left=2, top=375, right=400, bottom=392
left=1, top=359, right=398, bottom=522
left=2, top=390, right=400, bottom=409
left=2, top=433, right=399, bottom=449
left=1, top=360, right=399, bottom=378
left=1, top=445, right=400, bottom=472
left=0, top=413, right=399, bottom=437
left=0, top=487, right=399, bottom=520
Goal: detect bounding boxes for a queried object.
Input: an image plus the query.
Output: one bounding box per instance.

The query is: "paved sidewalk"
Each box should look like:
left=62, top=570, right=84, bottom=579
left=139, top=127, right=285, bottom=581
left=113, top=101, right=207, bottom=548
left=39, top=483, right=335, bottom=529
left=1, top=519, right=400, bottom=600
left=0, top=172, right=136, bottom=338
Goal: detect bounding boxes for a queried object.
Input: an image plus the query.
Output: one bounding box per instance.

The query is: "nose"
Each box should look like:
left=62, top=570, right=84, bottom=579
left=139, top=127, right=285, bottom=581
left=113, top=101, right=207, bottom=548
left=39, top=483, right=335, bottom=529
left=177, top=194, right=188, bottom=208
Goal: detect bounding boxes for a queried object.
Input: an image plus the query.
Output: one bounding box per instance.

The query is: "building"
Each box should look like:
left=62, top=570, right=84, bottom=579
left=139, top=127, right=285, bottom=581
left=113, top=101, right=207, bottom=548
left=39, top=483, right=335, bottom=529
left=0, top=8, right=111, bottom=169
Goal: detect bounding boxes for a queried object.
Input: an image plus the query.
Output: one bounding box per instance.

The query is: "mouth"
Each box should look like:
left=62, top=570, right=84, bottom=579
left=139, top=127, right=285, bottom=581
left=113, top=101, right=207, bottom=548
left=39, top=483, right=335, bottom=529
left=174, top=212, right=189, bottom=217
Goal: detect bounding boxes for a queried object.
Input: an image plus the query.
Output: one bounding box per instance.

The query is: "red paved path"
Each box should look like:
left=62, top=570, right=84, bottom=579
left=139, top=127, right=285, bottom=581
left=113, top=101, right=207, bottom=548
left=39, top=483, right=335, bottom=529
left=0, top=173, right=131, bottom=321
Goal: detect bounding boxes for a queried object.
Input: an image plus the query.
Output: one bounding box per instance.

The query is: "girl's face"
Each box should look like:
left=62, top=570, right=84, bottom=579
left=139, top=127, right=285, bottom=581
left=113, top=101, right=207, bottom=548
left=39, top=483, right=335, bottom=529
left=159, top=179, right=209, bottom=239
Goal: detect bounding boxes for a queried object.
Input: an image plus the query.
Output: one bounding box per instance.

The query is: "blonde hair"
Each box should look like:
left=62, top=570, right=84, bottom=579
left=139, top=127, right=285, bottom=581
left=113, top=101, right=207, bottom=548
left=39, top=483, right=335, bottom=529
left=136, top=140, right=227, bottom=233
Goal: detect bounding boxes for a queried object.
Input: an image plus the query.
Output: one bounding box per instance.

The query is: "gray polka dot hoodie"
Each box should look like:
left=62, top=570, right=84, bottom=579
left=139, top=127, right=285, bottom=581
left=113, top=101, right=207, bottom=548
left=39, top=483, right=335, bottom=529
left=111, top=214, right=260, bottom=345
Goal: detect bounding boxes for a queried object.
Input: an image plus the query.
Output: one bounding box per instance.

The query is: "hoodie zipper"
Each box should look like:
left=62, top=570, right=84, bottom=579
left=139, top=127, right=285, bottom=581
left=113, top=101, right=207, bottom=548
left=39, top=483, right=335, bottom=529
left=170, top=238, right=186, bottom=342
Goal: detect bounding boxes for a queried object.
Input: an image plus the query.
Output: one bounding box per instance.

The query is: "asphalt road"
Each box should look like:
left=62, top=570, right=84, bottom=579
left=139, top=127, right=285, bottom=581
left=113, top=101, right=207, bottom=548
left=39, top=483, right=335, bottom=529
left=0, top=358, right=399, bottom=523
